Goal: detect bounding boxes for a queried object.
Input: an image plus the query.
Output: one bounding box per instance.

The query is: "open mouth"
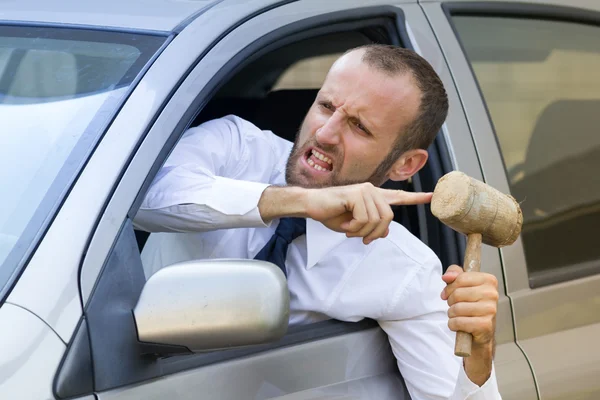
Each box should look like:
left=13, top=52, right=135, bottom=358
left=305, top=148, right=333, bottom=172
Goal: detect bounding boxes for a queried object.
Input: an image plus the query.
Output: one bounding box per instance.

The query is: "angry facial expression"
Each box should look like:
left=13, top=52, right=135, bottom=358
left=285, top=50, right=422, bottom=188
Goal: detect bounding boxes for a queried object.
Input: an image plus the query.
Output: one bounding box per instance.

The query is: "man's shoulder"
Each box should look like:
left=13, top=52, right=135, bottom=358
left=181, top=115, right=292, bottom=184
left=187, top=115, right=292, bottom=152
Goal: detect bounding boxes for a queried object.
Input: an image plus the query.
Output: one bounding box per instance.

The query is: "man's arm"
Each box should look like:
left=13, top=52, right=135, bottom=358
left=136, top=122, right=432, bottom=242
left=134, top=116, right=431, bottom=240
left=259, top=183, right=432, bottom=244
left=133, top=116, right=285, bottom=233
left=378, top=257, right=502, bottom=399
left=442, top=265, right=499, bottom=387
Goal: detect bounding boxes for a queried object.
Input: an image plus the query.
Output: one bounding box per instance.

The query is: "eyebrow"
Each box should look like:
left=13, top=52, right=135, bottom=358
left=317, top=94, right=377, bottom=136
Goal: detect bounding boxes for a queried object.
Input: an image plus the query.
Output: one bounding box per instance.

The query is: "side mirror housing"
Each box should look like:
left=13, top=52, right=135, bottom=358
left=133, top=259, right=289, bottom=355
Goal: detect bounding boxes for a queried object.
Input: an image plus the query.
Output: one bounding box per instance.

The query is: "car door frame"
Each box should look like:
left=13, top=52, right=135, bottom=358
left=422, top=1, right=600, bottom=399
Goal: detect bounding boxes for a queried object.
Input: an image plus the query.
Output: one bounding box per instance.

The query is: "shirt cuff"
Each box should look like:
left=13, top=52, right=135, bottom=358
left=451, top=361, right=502, bottom=400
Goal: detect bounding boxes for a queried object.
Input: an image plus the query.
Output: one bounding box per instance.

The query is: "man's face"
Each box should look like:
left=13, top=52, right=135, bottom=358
left=286, top=50, right=421, bottom=188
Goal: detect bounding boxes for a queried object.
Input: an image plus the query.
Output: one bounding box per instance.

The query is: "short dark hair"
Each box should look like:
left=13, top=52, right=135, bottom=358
left=348, top=44, right=448, bottom=157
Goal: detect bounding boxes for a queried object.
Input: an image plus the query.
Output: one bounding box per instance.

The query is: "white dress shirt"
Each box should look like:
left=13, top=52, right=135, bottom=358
left=134, top=115, right=502, bottom=400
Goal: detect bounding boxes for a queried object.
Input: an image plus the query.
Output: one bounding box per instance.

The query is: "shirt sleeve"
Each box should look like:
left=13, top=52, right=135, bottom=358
left=378, top=256, right=502, bottom=400
left=452, top=361, right=501, bottom=400
left=133, top=115, right=284, bottom=233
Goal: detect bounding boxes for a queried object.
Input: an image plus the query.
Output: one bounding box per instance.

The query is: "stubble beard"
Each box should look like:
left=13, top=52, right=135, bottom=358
left=284, top=129, right=397, bottom=189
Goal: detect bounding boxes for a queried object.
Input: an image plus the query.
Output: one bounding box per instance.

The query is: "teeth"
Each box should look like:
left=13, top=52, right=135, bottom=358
left=312, top=149, right=332, bottom=165
left=307, top=149, right=333, bottom=172
left=307, top=158, right=325, bottom=171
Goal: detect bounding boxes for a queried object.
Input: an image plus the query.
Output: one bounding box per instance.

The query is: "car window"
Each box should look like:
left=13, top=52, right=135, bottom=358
left=273, top=53, right=343, bottom=90
left=0, top=25, right=165, bottom=299
left=87, top=16, right=423, bottom=391
left=452, top=16, right=600, bottom=285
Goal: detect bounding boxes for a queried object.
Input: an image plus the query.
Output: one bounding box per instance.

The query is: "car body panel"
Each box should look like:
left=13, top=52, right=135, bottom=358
left=0, top=0, right=217, bottom=31
left=0, top=303, right=66, bottom=400
left=419, top=0, right=600, bottom=11
left=97, top=327, right=400, bottom=400
left=519, top=323, right=600, bottom=400
left=493, top=341, right=539, bottom=400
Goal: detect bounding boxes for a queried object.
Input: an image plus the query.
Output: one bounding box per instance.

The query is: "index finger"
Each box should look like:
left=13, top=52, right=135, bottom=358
left=379, top=189, right=433, bottom=206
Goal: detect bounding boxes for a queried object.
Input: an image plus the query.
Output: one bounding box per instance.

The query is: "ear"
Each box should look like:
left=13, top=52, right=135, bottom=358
left=387, top=149, right=429, bottom=181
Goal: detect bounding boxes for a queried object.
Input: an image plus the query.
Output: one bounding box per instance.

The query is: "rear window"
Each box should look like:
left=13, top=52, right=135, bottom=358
left=452, top=15, right=600, bottom=286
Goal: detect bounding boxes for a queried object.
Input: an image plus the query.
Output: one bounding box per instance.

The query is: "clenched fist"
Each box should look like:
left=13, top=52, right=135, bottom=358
left=441, top=265, right=499, bottom=346
left=441, top=265, right=498, bottom=386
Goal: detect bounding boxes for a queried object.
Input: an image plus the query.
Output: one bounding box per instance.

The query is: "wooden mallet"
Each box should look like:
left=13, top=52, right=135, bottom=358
left=431, top=171, right=523, bottom=357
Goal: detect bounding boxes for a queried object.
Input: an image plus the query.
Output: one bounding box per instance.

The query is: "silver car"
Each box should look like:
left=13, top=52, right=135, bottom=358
left=1, top=0, right=599, bottom=399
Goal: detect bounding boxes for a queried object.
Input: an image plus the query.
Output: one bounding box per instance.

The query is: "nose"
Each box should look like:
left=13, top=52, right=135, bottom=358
left=315, top=111, right=343, bottom=146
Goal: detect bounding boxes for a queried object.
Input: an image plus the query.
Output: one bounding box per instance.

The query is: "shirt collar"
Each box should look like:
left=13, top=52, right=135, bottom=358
left=305, top=218, right=348, bottom=270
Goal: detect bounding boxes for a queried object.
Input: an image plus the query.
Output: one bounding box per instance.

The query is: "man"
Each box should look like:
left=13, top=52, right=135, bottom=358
left=134, top=45, right=501, bottom=399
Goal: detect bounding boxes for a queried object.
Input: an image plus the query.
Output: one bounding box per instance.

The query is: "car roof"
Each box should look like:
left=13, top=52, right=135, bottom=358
left=0, top=0, right=221, bottom=32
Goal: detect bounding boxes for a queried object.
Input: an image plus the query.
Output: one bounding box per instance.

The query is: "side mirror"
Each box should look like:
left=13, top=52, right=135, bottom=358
left=133, top=259, right=289, bottom=355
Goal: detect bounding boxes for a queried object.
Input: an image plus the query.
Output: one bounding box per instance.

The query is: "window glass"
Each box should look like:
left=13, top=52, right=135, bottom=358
left=0, top=25, right=165, bottom=298
left=453, top=16, right=600, bottom=283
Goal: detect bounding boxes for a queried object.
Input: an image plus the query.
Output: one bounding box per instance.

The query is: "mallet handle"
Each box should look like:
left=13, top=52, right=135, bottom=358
left=454, top=232, right=482, bottom=357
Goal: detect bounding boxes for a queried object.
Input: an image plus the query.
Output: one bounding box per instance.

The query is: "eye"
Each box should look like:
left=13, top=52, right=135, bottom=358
left=352, top=120, right=371, bottom=136
left=319, top=101, right=334, bottom=111
left=356, top=122, right=368, bottom=133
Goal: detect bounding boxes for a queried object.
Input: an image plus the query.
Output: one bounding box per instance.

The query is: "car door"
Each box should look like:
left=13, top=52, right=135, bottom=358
left=423, top=1, right=600, bottom=399
left=52, top=1, right=524, bottom=399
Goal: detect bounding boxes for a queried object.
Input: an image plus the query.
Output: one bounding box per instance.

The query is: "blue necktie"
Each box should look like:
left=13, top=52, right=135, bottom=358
left=254, top=218, right=306, bottom=277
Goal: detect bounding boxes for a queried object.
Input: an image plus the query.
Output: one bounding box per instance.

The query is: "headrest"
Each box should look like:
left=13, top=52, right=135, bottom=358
left=525, top=99, right=600, bottom=174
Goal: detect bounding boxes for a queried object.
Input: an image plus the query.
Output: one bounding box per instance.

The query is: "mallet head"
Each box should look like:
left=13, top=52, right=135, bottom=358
left=431, top=171, right=522, bottom=247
